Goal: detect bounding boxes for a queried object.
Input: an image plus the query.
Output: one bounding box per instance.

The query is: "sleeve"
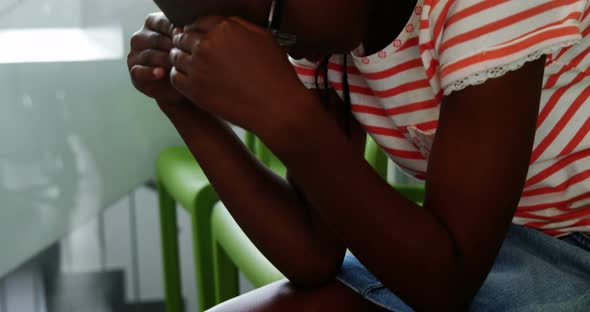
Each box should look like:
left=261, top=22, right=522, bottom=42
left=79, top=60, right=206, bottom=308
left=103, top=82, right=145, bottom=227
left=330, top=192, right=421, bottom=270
left=288, top=56, right=322, bottom=89
left=420, top=0, right=587, bottom=95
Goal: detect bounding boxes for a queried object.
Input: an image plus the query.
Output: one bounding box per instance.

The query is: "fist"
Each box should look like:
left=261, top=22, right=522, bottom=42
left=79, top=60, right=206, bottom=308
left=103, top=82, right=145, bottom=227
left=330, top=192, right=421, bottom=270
left=168, top=16, right=305, bottom=132
left=128, top=12, right=187, bottom=106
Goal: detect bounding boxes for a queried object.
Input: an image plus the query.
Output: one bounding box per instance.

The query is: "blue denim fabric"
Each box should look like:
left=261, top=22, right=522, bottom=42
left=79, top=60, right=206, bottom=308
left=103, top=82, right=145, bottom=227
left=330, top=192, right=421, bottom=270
left=336, top=224, right=590, bottom=311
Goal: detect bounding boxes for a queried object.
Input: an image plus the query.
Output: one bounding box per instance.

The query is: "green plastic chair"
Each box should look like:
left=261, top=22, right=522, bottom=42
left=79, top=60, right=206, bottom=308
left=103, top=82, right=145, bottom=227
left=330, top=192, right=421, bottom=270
left=208, top=138, right=288, bottom=305
left=157, top=130, right=289, bottom=312
left=208, top=137, right=426, bottom=307
left=157, top=134, right=424, bottom=312
left=157, top=132, right=261, bottom=312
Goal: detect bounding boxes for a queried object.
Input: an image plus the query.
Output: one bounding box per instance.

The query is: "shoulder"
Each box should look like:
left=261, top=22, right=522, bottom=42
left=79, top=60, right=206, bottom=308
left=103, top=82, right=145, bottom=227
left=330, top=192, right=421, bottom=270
left=420, top=0, right=588, bottom=95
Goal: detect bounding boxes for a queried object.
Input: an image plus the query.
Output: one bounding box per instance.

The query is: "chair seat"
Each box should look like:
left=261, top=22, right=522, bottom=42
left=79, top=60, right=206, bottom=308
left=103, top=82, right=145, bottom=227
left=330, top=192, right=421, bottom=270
left=157, top=146, right=214, bottom=212
left=211, top=202, right=284, bottom=288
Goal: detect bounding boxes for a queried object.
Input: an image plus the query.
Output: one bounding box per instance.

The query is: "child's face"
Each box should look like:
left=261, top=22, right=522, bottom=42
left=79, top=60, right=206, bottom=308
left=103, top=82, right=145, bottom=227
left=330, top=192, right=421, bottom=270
left=153, top=0, right=371, bottom=58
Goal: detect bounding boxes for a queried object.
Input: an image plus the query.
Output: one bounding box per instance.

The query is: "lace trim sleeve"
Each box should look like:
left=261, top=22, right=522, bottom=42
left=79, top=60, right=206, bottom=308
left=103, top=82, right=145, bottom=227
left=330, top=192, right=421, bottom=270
left=443, top=40, right=580, bottom=96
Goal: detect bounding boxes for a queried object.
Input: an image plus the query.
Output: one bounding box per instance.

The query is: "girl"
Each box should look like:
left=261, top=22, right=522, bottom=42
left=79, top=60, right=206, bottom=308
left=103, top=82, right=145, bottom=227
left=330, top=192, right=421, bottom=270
left=127, top=0, right=590, bottom=310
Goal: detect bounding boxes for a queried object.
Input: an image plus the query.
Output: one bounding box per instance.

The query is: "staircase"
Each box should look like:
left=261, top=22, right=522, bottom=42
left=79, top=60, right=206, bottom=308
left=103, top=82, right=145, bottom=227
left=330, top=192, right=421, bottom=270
left=45, top=270, right=169, bottom=312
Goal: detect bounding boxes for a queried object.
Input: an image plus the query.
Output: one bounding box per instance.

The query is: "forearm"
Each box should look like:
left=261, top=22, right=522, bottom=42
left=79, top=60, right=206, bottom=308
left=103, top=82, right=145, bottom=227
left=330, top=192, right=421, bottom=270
left=261, top=96, right=469, bottom=310
left=161, top=102, right=346, bottom=284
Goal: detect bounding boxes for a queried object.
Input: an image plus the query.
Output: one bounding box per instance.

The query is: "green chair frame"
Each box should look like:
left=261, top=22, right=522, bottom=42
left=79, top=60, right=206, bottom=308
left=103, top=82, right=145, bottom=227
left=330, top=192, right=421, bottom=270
left=157, top=146, right=218, bottom=312
left=156, top=134, right=424, bottom=312
left=156, top=131, right=284, bottom=312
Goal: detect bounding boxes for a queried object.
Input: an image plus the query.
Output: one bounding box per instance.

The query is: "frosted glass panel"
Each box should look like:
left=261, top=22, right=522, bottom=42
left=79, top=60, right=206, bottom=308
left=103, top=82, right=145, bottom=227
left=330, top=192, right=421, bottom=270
left=0, top=0, right=82, bottom=29
left=0, top=0, right=183, bottom=277
left=0, top=27, right=124, bottom=64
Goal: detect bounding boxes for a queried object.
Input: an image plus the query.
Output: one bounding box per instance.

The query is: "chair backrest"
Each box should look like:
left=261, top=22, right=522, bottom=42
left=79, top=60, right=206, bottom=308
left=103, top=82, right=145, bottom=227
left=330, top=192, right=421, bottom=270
left=243, top=131, right=279, bottom=167
left=364, top=136, right=389, bottom=180
left=255, top=140, right=276, bottom=168
left=244, top=131, right=257, bottom=153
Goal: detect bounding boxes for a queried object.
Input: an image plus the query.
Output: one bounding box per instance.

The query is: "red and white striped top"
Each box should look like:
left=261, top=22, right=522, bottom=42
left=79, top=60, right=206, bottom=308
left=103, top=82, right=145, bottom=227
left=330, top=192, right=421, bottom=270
left=290, top=0, right=590, bottom=236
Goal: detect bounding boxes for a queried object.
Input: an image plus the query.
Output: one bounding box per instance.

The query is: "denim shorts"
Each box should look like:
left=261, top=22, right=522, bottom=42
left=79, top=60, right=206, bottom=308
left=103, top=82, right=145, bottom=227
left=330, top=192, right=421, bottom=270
left=336, top=224, right=590, bottom=311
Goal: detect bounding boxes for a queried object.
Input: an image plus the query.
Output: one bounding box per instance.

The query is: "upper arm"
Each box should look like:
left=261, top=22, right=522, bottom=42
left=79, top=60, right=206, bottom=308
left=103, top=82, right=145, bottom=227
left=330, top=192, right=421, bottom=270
left=424, top=57, right=546, bottom=291
left=419, top=1, right=584, bottom=290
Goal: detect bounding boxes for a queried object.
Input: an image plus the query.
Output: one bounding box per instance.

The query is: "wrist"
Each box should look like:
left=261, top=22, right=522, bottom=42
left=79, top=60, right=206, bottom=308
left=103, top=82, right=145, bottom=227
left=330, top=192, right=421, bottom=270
left=156, top=97, right=192, bottom=109
left=161, top=100, right=231, bottom=147
left=157, top=98, right=207, bottom=122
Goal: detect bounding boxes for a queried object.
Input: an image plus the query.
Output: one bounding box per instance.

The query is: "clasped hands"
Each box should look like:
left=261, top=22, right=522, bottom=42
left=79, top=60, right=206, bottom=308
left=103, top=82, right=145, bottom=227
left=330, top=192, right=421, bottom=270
left=128, top=13, right=305, bottom=135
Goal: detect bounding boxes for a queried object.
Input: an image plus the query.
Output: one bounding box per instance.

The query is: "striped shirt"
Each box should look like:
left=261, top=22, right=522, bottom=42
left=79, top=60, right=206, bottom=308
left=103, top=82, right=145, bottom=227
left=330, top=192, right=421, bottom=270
left=290, top=0, right=590, bottom=236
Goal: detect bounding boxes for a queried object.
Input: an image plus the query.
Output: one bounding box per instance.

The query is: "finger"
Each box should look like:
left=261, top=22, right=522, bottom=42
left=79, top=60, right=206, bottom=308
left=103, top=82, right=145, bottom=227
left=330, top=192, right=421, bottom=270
left=130, top=30, right=173, bottom=52
left=131, top=65, right=167, bottom=84
left=153, top=67, right=167, bottom=79
left=147, top=31, right=174, bottom=51
left=145, top=12, right=175, bottom=37
left=170, top=48, right=192, bottom=74
left=184, top=16, right=226, bottom=33
left=173, top=31, right=201, bottom=53
left=173, top=27, right=183, bottom=36
left=135, top=49, right=172, bottom=68
left=170, top=67, right=191, bottom=95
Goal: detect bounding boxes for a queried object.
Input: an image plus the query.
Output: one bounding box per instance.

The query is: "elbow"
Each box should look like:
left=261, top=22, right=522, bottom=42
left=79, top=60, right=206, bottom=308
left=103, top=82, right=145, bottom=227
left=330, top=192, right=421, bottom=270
left=283, top=252, right=345, bottom=289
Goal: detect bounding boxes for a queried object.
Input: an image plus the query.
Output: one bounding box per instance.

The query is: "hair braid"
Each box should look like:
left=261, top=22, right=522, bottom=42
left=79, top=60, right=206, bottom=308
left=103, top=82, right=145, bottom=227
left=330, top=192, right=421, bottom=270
left=315, top=54, right=353, bottom=137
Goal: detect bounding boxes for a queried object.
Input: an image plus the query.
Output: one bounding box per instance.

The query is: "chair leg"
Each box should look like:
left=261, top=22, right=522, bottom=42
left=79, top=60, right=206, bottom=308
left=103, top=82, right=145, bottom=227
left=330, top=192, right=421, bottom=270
left=191, top=186, right=220, bottom=311
left=212, top=235, right=240, bottom=304
left=157, top=181, right=184, bottom=312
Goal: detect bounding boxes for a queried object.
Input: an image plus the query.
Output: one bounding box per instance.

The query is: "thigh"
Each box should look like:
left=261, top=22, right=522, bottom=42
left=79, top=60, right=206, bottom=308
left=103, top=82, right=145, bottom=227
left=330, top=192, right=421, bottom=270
left=207, top=279, right=389, bottom=312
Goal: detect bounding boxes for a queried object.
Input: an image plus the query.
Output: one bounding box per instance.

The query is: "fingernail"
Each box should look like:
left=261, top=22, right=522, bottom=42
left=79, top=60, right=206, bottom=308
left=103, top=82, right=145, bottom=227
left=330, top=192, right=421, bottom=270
left=153, top=67, right=165, bottom=79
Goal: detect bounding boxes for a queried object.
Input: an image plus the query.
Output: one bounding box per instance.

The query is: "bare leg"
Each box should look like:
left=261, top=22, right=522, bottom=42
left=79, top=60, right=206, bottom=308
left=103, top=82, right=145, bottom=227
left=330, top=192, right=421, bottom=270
left=207, top=279, right=389, bottom=312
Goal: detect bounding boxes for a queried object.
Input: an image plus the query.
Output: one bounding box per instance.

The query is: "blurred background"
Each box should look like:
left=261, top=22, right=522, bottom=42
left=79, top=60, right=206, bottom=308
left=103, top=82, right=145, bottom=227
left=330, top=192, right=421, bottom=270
left=0, top=0, right=421, bottom=311
left=0, top=0, right=203, bottom=310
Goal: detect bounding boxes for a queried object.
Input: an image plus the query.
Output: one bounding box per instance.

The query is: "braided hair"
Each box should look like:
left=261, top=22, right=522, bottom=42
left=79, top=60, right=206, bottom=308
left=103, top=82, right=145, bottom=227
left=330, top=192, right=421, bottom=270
left=315, top=55, right=353, bottom=137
